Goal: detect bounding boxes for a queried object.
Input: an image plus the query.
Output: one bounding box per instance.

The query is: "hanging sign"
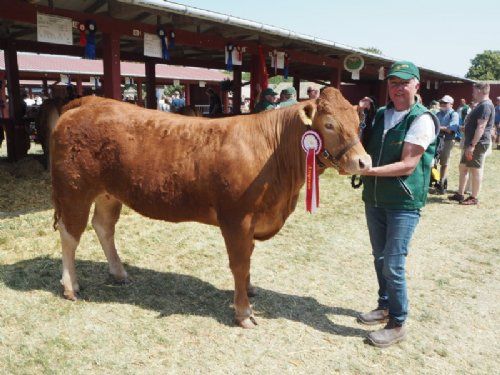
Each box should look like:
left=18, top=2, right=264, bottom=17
left=301, top=130, right=322, bottom=213
left=173, top=79, right=180, bottom=86
left=37, top=12, right=73, bottom=45
left=144, top=32, right=163, bottom=58
left=344, top=54, right=364, bottom=80
left=199, top=81, right=206, bottom=88
left=225, top=44, right=243, bottom=71
left=378, top=66, right=385, bottom=80
left=270, top=51, right=285, bottom=70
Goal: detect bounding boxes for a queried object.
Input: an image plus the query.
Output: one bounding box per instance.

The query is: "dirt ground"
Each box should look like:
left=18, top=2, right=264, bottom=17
left=0, top=142, right=498, bottom=374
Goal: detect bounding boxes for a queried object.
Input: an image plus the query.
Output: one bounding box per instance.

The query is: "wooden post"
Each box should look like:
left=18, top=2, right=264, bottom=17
left=249, top=54, right=259, bottom=110
left=184, top=83, right=191, bottom=106
left=76, top=76, right=83, bottom=96
left=377, top=81, right=388, bottom=107
left=42, top=77, right=49, bottom=97
left=0, top=72, right=6, bottom=119
left=331, top=67, right=342, bottom=89
left=102, top=32, right=122, bottom=100
left=293, top=75, right=300, bottom=99
left=4, top=40, right=28, bottom=161
left=145, top=59, right=156, bottom=109
left=135, top=78, right=143, bottom=106
left=232, top=66, right=242, bottom=114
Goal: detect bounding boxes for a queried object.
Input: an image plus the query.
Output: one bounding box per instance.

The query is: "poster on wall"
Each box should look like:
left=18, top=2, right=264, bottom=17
left=37, top=12, right=73, bottom=45
left=144, top=32, right=162, bottom=58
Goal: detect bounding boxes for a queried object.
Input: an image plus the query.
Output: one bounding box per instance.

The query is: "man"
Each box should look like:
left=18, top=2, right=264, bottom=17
left=494, top=96, right=500, bottom=149
left=170, top=90, right=186, bottom=113
left=435, top=95, right=459, bottom=194
left=205, top=88, right=223, bottom=116
left=253, top=87, right=277, bottom=113
left=307, top=86, right=319, bottom=100
left=357, top=61, right=439, bottom=348
left=277, top=87, right=298, bottom=108
left=448, top=83, right=495, bottom=205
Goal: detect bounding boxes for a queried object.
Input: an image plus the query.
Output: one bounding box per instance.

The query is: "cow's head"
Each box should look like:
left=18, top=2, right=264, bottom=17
left=298, top=87, right=372, bottom=174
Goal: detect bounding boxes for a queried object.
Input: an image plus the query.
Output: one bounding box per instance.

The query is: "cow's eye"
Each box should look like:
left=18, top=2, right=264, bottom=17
left=325, top=122, right=334, bottom=130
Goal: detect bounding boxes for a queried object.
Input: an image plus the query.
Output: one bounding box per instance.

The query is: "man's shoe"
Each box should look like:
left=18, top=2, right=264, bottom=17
left=357, top=308, right=389, bottom=325
left=460, top=196, right=478, bottom=205
left=367, top=319, right=407, bottom=348
left=448, top=192, right=465, bottom=202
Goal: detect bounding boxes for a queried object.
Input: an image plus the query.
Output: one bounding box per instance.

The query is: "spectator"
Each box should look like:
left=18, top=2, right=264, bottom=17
left=206, top=88, right=223, bottom=116
left=448, top=82, right=495, bottom=205
left=494, top=96, right=500, bottom=149
left=277, top=87, right=298, bottom=108
left=170, top=90, right=186, bottom=113
left=435, top=95, right=459, bottom=194
left=307, top=86, right=319, bottom=100
left=429, top=100, right=440, bottom=114
left=253, top=88, right=277, bottom=113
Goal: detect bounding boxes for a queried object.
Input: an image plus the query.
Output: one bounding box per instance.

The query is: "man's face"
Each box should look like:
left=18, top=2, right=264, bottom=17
left=387, top=77, right=419, bottom=110
left=439, top=102, right=452, bottom=111
left=308, top=89, right=319, bottom=99
left=472, top=87, right=482, bottom=102
left=265, top=94, right=277, bottom=103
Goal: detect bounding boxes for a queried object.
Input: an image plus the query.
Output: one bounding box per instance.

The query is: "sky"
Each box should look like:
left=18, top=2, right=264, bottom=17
left=171, top=0, right=500, bottom=77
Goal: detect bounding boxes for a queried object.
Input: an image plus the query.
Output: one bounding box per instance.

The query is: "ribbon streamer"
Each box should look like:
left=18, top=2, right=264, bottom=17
left=169, top=31, right=175, bottom=48
left=157, top=28, right=169, bottom=60
left=302, top=130, right=322, bottom=213
left=236, top=46, right=243, bottom=62
left=84, top=20, right=96, bottom=59
left=78, top=23, right=87, bottom=47
left=283, top=52, right=290, bottom=79
left=226, top=44, right=234, bottom=71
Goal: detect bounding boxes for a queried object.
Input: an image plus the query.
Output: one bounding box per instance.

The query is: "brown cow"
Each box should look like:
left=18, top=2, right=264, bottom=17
left=51, top=88, right=371, bottom=328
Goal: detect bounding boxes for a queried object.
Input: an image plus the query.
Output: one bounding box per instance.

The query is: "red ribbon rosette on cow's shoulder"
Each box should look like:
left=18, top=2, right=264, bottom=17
left=301, top=130, right=322, bottom=213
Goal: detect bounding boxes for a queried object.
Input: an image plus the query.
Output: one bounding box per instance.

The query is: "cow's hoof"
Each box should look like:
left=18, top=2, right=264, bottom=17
left=247, top=285, right=257, bottom=297
left=110, top=275, right=132, bottom=285
left=236, top=315, right=258, bottom=329
left=63, top=290, right=78, bottom=301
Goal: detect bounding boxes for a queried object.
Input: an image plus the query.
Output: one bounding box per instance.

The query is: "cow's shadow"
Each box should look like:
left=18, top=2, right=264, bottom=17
left=0, top=256, right=367, bottom=337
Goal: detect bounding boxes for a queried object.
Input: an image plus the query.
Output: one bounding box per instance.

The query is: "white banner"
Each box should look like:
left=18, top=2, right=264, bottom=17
left=37, top=12, right=73, bottom=45
left=144, top=32, right=162, bottom=58
left=270, top=52, right=285, bottom=69
left=225, top=48, right=243, bottom=66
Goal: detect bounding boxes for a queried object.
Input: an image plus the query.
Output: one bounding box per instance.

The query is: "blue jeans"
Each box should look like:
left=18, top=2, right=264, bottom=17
left=365, top=204, right=420, bottom=325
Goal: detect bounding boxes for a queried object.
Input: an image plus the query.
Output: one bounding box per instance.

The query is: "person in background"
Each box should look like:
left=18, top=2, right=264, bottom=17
left=448, top=83, right=494, bottom=205
left=307, top=86, right=320, bottom=100
left=206, top=88, right=223, bottom=116
left=277, top=87, right=298, bottom=108
left=170, top=90, right=186, bottom=113
left=435, top=95, right=459, bottom=194
left=429, top=100, right=440, bottom=115
left=494, top=96, right=500, bottom=149
left=253, top=88, right=278, bottom=113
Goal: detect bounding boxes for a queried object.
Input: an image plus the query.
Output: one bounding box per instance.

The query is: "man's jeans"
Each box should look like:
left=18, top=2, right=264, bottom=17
left=365, top=204, right=420, bottom=325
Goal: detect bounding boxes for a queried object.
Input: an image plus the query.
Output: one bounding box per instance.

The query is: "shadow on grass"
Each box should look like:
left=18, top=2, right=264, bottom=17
left=0, top=256, right=367, bottom=337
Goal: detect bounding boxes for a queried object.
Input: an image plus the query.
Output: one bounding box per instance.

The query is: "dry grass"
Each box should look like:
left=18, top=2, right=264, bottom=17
left=0, top=142, right=498, bottom=374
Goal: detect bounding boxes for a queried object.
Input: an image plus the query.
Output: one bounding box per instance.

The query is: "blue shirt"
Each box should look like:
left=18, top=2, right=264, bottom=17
left=436, top=109, right=459, bottom=141
left=495, top=105, right=500, bottom=124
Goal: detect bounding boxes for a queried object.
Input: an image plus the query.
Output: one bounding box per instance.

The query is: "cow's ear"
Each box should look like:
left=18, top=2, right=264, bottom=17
left=298, top=103, right=317, bottom=126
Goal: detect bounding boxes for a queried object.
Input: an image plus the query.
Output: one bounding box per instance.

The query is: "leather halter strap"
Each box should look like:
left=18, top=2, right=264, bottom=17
left=320, top=137, right=360, bottom=169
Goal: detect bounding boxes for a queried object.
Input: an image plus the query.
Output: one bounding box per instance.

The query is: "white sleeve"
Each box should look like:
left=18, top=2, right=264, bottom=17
left=404, top=113, right=437, bottom=150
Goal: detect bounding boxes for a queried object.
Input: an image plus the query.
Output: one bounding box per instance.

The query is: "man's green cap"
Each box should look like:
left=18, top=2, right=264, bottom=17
left=262, top=87, right=278, bottom=96
left=281, top=87, right=296, bottom=96
left=387, top=61, right=420, bottom=81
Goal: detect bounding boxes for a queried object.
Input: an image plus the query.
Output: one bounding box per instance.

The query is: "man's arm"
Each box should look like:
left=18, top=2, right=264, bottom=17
left=465, top=118, right=488, bottom=159
left=360, top=142, right=425, bottom=177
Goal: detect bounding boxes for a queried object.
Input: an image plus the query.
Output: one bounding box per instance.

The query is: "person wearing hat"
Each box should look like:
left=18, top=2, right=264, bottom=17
left=356, top=61, right=439, bottom=348
left=434, top=95, right=459, bottom=194
left=307, top=86, right=320, bottom=100
left=277, top=87, right=298, bottom=108
left=253, top=87, right=278, bottom=113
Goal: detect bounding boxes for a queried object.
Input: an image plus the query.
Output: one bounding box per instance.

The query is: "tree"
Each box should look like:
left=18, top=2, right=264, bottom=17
left=360, top=47, right=383, bottom=55
left=466, top=50, right=500, bottom=80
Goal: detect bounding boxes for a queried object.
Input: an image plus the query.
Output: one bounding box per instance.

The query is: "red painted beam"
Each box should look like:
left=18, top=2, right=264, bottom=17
left=232, top=67, right=242, bottom=114
left=102, top=33, right=122, bottom=100
left=145, top=60, right=156, bottom=109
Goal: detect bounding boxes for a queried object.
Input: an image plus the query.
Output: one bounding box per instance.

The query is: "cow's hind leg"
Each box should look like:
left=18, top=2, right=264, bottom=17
left=58, top=199, right=92, bottom=300
left=220, top=218, right=257, bottom=329
left=91, top=194, right=129, bottom=283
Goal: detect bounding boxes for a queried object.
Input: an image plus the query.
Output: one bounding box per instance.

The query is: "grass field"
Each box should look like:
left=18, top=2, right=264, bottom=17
left=0, top=142, right=498, bottom=374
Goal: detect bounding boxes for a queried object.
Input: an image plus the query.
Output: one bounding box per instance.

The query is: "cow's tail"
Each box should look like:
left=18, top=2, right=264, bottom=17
left=52, top=186, right=62, bottom=231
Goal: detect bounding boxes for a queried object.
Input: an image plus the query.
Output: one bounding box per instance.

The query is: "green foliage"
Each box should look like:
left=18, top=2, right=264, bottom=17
left=360, top=47, right=383, bottom=55
left=163, top=84, right=185, bottom=96
left=466, top=50, right=500, bottom=80
left=240, top=72, right=291, bottom=84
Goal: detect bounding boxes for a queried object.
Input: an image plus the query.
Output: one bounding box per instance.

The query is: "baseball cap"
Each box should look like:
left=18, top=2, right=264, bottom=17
left=386, top=61, right=420, bottom=81
left=262, top=88, right=278, bottom=96
left=439, top=95, right=454, bottom=104
left=281, top=87, right=296, bottom=96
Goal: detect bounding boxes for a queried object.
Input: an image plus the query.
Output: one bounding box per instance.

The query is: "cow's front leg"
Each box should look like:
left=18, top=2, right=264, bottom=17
left=220, top=219, right=257, bottom=328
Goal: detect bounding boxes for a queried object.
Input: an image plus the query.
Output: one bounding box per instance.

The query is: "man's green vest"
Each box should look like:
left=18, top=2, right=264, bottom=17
left=362, top=102, right=439, bottom=210
left=254, top=100, right=276, bottom=113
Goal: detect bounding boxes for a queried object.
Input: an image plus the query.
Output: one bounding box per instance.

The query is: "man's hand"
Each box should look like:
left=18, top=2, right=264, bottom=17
left=465, top=145, right=475, bottom=161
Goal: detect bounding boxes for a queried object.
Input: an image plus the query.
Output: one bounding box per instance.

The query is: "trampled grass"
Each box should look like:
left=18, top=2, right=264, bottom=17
left=0, top=142, right=498, bottom=374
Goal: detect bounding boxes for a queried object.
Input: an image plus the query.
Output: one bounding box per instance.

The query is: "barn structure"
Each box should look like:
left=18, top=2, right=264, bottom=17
left=0, top=0, right=489, bottom=162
